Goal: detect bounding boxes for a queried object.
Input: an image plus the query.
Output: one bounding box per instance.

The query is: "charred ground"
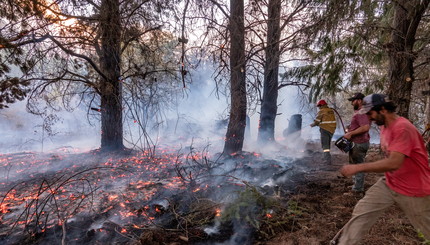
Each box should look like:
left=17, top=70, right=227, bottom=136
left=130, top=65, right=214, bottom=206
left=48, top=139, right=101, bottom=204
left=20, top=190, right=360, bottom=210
left=0, top=144, right=427, bottom=245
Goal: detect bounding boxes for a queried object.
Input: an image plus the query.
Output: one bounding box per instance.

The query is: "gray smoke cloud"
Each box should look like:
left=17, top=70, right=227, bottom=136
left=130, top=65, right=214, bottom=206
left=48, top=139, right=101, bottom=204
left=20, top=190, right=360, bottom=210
left=0, top=62, right=324, bottom=155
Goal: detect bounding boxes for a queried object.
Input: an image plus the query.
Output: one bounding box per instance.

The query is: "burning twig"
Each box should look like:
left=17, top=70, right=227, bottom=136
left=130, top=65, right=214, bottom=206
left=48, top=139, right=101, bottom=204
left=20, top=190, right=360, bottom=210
left=0, top=166, right=129, bottom=242
left=113, top=224, right=140, bottom=243
left=174, top=143, right=221, bottom=189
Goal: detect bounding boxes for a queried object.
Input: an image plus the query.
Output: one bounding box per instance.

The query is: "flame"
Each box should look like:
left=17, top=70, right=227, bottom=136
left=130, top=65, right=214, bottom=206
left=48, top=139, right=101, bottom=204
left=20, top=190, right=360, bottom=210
left=215, top=208, right=221, bottom=217
left=0, top=203, right=9, bottom=215
left=108, top=195, right=118, bottom=201
left=0, top=147, right=222, bottom=239
left=119, top=211, right=135, bottom=218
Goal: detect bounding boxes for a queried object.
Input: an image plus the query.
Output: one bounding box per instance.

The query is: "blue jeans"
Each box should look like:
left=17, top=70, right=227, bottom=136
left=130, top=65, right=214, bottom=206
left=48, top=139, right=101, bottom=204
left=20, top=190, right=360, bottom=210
left=349, top=142, right=369, bottom=192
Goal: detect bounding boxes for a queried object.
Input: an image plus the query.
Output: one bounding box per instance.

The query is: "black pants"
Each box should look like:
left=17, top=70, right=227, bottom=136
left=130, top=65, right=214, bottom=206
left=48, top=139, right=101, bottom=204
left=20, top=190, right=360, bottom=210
left=320, top=128, right=333, bottom=152
left=320, top=128, right=333, bottom=164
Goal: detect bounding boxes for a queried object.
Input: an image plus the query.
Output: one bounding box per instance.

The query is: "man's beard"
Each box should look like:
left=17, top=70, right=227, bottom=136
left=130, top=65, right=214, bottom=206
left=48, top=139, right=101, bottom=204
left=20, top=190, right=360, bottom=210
left=353, top=104, right=359, bottom=110
left=374, top=113, right=385, bottom=126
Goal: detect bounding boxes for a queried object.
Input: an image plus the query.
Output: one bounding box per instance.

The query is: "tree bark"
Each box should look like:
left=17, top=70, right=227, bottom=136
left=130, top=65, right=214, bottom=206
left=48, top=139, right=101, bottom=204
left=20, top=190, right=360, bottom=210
left=223, top=0, right=246, bottom=155
left=99, top=0, right=124, bottom=151
left=257, top=0, right=281, bottom=144
left=387, top=0, right=429, bottom=118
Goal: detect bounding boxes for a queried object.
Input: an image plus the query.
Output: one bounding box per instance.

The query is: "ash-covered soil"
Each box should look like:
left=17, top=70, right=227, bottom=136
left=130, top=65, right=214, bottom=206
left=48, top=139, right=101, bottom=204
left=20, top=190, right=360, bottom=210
left=0, top=144, right=427, bottom=245
left=263, top=147, right=425, bottom=245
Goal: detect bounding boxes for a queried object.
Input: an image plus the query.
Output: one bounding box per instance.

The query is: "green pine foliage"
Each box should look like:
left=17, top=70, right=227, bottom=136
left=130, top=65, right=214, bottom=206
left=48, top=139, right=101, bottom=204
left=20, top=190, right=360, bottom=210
left=219, top=185, right=305, bottom=240
left=0, top=78, right=30, bottom=109
left=283, top=1, right=400, bottom=102
left=220, top=186, right=273, bottom=229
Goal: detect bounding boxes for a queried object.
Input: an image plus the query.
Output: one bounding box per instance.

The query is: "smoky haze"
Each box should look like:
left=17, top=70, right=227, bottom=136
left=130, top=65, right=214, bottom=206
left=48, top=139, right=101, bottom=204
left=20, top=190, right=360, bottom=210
left=0, top=65, right=321, bottom=156
left=0, top=66, right=358, bottom=245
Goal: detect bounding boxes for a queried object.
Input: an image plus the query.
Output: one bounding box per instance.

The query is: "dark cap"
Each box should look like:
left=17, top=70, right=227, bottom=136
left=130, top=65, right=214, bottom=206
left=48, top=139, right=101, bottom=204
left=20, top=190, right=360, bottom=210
left=358, top=94, right=389, bottom=114
left=347, top=92, right=365, bottom=101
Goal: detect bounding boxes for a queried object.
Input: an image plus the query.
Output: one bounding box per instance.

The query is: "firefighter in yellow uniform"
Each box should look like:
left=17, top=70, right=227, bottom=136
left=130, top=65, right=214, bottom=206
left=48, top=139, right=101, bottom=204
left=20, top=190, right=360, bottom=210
left=310, top=100, right=337, bottom=164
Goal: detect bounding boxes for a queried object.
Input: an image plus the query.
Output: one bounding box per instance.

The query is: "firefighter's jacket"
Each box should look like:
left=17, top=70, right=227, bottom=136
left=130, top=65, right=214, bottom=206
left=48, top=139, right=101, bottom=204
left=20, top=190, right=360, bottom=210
left=311, top=105, right=337, bottom=134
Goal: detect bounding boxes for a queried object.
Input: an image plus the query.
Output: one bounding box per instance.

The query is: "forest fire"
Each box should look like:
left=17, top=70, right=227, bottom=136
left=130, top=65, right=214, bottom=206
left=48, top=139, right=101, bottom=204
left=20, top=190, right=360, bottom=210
left=0, top=147, right=310, bottom=244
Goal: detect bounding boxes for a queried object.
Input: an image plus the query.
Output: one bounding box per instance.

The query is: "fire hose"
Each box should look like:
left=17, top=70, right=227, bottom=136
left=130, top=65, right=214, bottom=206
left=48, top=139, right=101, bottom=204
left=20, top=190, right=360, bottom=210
left=332, top=108, right=347, bottom=133
left=332, top=108, right=354, bottom=153
left=310, top=106, right=351, bottom=152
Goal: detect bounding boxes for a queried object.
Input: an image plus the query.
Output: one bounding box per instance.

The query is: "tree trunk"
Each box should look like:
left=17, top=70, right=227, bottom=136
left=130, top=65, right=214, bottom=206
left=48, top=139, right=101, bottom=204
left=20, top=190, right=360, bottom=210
left=257, top=0, right=281, bottom=144
left=99, top=0, right=124, bottom=151
left=223, top=0, right=246, bottom=155
left=387, top=1, right=429, bottom=118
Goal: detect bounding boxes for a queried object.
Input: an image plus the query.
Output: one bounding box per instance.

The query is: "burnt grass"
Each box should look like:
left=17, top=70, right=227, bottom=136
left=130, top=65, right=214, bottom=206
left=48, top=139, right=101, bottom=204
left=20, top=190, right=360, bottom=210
left=0, top=145, right=426, bottom=245
left=127, top=146, right=426, bottom=245
left=132, top=146, right=425, bottom=245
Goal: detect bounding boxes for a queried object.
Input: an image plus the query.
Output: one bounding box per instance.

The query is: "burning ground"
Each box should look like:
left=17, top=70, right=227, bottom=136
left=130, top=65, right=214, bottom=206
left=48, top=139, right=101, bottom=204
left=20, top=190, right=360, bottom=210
left=0, top=144, right=308, bottom=245
left=0, top=144, right=426, bottom=245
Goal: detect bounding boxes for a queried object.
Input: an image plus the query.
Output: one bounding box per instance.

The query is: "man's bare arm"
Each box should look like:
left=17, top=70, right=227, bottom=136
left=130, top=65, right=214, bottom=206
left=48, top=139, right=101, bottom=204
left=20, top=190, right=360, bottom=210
left=340, top=151, right=405, bottom=177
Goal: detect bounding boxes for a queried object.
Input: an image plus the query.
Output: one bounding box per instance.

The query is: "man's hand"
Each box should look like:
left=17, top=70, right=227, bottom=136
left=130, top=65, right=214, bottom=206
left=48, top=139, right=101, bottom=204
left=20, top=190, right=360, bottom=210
left=343, top=132, right=352, bottom=140
left=340, top=164, right=359, bottom=177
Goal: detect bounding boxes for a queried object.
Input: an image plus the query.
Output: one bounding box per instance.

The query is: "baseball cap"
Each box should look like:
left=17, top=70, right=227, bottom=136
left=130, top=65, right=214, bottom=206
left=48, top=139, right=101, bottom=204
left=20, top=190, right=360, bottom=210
left=347, top=92, right=365, bottom=101
left=359, top=94, right=388, bottom=114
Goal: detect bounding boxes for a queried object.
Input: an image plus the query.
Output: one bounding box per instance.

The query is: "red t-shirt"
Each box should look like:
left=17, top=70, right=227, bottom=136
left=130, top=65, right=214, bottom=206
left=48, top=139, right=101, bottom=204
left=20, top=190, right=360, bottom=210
left=380, top=117, right=430, bottom=197
left=349, top=111, right=370, bottom=143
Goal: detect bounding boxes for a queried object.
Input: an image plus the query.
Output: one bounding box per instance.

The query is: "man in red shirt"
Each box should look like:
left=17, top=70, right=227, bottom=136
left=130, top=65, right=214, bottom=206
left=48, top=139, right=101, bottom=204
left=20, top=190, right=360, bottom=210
left=333, top=94, right=430, bottom=245
left=344, top=92, right=370, bottom=193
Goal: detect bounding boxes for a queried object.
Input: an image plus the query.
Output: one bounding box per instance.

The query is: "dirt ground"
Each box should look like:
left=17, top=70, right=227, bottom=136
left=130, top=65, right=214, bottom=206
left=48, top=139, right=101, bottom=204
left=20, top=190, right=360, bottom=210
left=1, top=145, right=428, bottom=245
left=263, top=146, right=426, bottom=245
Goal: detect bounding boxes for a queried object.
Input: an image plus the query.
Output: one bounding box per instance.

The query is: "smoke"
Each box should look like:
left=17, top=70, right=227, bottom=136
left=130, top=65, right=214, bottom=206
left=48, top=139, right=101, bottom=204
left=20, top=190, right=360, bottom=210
left=0, top=100, right=100, bottom=153
left=153, top=65, right=321, bottom=157
left=0, top=61, right=322, bottom=157
left=0, top=65, right=325, bottom=245
left=154, top=65, right=229, bottom=151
